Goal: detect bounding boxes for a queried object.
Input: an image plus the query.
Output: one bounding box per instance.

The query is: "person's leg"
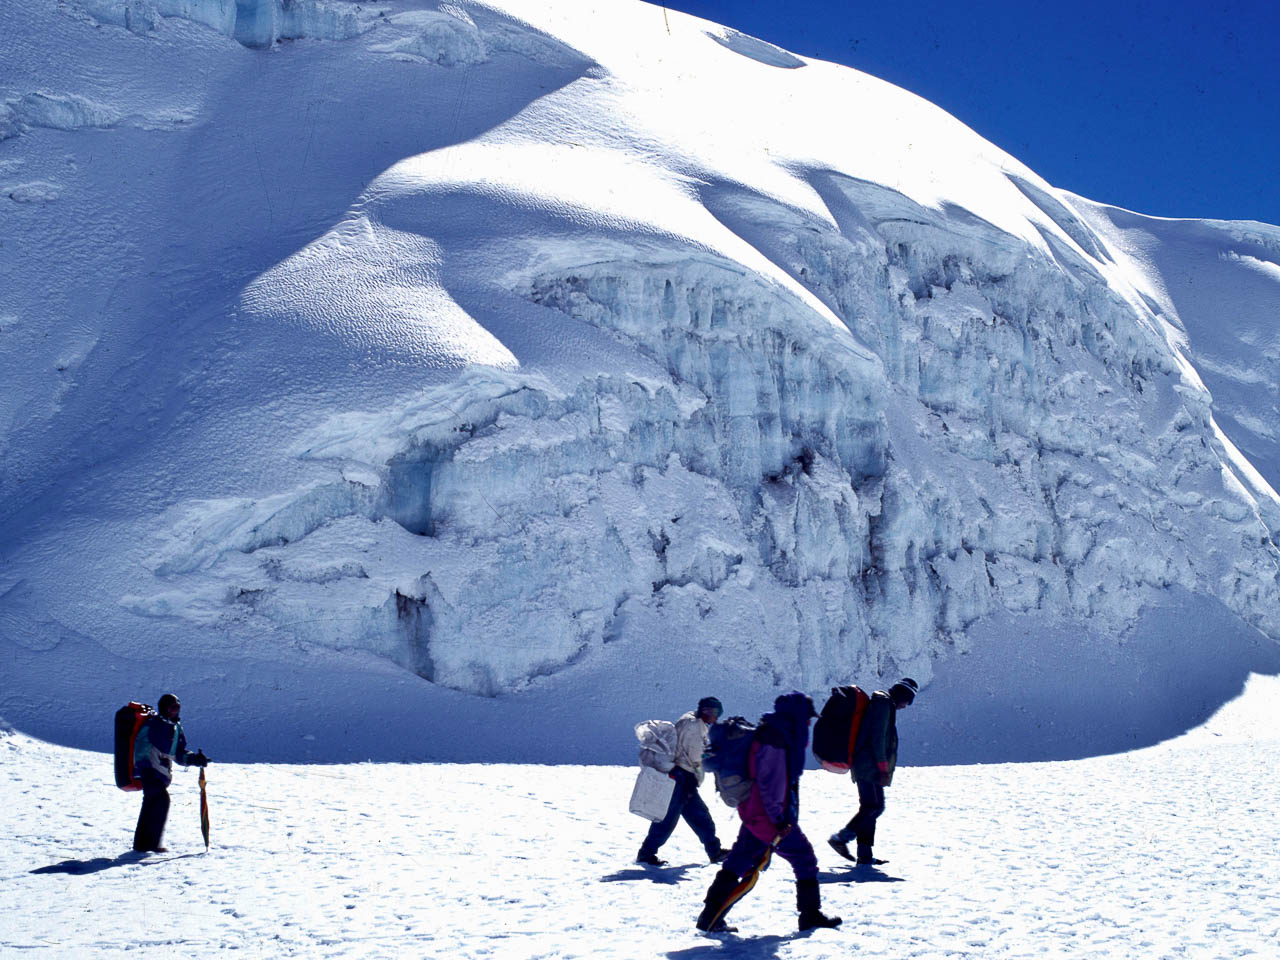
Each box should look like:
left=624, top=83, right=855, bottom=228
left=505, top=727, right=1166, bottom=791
left=679, top=782, right=723, bottom=859
left=835, top=776, right=884, bottom=850
left=851, top=778, right=885, bottom=861
left=638, top=770, right=689, bottom=861
left=720, top=826, right=768, bottom=878
left=697, top=825, right=766, bottom=930
left=133, top=792, right=153, bottom=851
left=774, top=825, right=819, bottom=881
left=795, top=876, right=841, bottom=929
left=775, top=827, right=841, bottom=929
left=133, top=769, right=170, bottom=852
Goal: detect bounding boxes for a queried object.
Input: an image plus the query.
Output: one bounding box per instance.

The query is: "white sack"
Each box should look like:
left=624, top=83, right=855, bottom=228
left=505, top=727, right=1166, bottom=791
left=634, top=719, right=677, bottom=772
left=628, top=765, right=676, bottom=822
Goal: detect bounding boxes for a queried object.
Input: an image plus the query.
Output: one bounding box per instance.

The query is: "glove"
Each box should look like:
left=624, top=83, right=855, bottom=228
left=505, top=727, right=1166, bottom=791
left=188, top=750, right=210, bottom=768
left=877, top=761, right=891, bottom=787
left=774, top=821, right=793, bottom=841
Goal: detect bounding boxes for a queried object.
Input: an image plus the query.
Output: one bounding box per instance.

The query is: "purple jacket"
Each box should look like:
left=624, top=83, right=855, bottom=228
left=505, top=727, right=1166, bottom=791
left=737, top=692, right=814, bottom=842
left=737, top=739, right=791, bottom=842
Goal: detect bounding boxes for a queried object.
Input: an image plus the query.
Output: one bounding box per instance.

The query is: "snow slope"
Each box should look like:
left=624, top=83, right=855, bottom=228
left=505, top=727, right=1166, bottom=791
left=2, top=0, right=1279, bottom=759
left=2, top=675, right=1277, bottom=958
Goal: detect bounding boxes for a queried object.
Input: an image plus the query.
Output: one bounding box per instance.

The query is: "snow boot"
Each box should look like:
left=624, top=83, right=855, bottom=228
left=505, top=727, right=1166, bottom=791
left=799, top=910, right=843, bottom=931
left=635, top=853, right=668, bottom=867
left=827, top=836, right=854, bottom=862
left=855, top=843, right=886, bottom=865
left=796, top=878, right=842, bottom=931
left=855, top=843, right=883, bottom=865
left=696, top=867, right=741, bottom=931
left=709, top=849, right=729, bottom=864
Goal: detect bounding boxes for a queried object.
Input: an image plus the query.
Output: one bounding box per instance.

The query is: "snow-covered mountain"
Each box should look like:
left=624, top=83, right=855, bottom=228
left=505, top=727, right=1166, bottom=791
left=3, top=0, right=1278, bottom=762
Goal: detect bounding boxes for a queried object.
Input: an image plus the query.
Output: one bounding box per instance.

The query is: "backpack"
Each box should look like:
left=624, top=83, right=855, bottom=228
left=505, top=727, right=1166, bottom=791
left=812, top=685, right=870, bottom=772
left=704, top=716, right=757, bottom=807
left=114, top=702, right=154, bottom=791
left=634, top=719, right=677, bottom=773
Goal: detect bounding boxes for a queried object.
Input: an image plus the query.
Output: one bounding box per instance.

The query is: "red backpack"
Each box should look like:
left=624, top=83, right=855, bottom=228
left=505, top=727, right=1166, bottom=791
left=811, top=685, right=870, bottom=772
left=114, top=702, right=153, bottom=791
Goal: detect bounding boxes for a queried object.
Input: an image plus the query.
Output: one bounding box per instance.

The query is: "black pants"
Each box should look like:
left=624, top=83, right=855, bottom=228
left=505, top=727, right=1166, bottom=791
left=638, top=767, right=721, bottom=860
left=133, top=768, right=171, bottom=851
left=835, top=775, right=885, bottom=850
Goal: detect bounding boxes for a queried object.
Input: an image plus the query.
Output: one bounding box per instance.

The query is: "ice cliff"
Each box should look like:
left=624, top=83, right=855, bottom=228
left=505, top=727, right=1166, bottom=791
left=3, top=0, right=1279, bottom=729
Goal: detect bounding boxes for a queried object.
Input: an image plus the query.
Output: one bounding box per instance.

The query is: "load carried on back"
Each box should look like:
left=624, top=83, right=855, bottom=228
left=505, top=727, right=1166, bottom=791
left=703, top=715, right=757, bottom=807
left=113, top=701, right=155, bottom=791
left=811, top=685, right=869, bottom=773
left=629, top=719, right=678, bottom=820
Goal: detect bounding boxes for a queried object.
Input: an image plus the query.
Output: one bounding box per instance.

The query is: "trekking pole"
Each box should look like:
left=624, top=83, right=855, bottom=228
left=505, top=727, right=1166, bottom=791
left=199, top=766, right=210, bottom=851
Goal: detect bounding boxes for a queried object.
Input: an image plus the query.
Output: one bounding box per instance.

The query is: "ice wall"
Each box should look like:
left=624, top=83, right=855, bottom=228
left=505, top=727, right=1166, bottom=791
left=151, top=176, right=1280, bottom=697
left=67, top=0, right=548, bottom=57
left=72, top=0, right=387, bottom=46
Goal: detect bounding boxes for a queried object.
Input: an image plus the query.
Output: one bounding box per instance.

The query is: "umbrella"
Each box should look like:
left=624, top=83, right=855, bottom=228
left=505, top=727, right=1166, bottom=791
left=199, top=766, right=210, bottom=851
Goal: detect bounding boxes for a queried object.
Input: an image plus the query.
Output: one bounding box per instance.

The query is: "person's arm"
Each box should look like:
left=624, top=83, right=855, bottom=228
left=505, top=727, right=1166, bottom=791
left=868, top=700, right=893, bottom=784
left=754, top=743, right=789, bottom=828
left=174, top=724, right=191, bottom=764
left=174, top=725, right=210, bottom=767
left=674, top=716, right=704, bottom=774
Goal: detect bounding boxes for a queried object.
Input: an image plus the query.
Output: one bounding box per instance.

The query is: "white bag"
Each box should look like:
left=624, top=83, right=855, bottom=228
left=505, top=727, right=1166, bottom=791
left=634, top=719, right=677, bottom=772
left=629, top=765, right=676, bottom=821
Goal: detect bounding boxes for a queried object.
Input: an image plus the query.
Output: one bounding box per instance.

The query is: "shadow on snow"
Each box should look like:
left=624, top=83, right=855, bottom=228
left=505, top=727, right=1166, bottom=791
left=599, top=864, right=700, bottom=885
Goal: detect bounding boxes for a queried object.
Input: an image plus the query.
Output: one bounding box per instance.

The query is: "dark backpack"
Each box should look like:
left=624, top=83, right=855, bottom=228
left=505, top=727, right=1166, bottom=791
left=704, top=716, right=757, bottom=807
left=812, top=685, right=870, bottom=771
left=114, top=702, right=153, bottom=791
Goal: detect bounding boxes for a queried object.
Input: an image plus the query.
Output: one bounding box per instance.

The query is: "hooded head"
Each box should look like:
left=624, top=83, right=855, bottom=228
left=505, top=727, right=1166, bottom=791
left=760, top=692, right=817, bottom=781
left=772, top=691, right=818, bottom=723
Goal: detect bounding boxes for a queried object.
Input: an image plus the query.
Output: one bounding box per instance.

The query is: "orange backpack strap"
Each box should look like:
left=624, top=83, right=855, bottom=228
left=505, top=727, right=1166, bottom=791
left=846, top=687, right=869, bottom=766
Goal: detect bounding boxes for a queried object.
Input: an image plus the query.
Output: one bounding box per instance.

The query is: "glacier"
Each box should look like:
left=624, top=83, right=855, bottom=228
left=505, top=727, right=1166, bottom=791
left=2, top=0, right=1278, bottom=759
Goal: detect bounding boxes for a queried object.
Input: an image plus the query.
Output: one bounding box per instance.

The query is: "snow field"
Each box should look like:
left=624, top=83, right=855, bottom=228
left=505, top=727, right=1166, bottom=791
left=3, top=688, right=1277, bottom=960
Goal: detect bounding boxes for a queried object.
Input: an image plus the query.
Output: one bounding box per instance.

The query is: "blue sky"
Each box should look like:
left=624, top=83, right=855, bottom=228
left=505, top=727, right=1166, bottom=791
left=657, top=0, right=1279, bottom=226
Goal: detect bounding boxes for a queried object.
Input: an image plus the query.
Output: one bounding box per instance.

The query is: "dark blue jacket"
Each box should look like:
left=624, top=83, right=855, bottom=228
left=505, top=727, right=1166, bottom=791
left=852, top=691, right=898, bottom=781
left=133, top=715, right=193, bottom=785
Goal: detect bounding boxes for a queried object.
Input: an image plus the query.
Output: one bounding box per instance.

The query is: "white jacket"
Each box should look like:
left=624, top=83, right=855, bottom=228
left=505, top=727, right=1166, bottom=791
left=673, top=711, right=710, bottom=785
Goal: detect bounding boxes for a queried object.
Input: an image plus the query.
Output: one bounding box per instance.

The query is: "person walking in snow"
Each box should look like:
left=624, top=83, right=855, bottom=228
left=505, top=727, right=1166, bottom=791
left=827, top=677, right=918, bottom=866
left=636, top=696, right=728, bottom=866
left=696, top=692, right=841, bottom=933
left=133, top=693, right=208, bottom=853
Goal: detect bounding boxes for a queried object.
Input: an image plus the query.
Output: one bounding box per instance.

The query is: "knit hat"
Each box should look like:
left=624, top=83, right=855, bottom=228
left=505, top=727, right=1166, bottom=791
left=697, top=696, right=724, bottom=718
left=888, top=677, right=919, bottom=705
left=157, top=693, right=180, bottom=714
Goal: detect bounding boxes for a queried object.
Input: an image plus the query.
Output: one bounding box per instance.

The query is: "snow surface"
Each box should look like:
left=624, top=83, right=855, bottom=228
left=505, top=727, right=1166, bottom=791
left=2, top=675, right=1278, bottom=958
left=2, top=0, right=1279, bottom=763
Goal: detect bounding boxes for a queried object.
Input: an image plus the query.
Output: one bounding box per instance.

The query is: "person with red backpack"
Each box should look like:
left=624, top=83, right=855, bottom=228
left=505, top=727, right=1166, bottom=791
left=827, top=678, right=918, bottom=865
left=696, top=692, right=842, bottom=933
left=132, top=693, right=208, bottom=853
